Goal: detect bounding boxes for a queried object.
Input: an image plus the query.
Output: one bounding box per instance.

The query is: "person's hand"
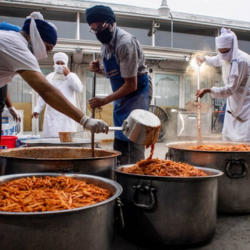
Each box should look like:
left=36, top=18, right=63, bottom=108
left=195, top=88, right=210, bottom=99
left=63, top=66, right=70, bottom=76
left=195, top=55, right=206, bottom=66
left=31, top=112, right=39, bottom=119
left=8, top=107, right=21, bottom=122
left=89, top=97, right=106, bottom=109
left=89, top=59, right=100, bottom=73
left=80, top=115, right=109, bottom=134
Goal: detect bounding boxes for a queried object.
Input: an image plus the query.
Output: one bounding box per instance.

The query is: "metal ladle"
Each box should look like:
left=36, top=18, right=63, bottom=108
left=65, top=109, right=161, bottom=146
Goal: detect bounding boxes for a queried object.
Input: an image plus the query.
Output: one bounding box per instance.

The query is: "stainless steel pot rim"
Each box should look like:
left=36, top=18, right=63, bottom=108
left=0, top=146, right=121, bottom=160
left=113, top=165, right=223, bottom=180
left=0, top=173, right=123, bottom=216
left=167, top=141, right=250, bottom=153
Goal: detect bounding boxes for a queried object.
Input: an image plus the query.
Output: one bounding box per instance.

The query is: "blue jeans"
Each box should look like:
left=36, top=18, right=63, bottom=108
left=113, top=138, right=145, bottom=165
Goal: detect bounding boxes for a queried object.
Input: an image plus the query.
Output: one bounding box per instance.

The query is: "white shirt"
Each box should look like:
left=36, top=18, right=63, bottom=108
left=34, top=72, right=83, bottom=138
left=205, top=50, right=250, bottom=141
left=0, top=30, right=41, bottom=87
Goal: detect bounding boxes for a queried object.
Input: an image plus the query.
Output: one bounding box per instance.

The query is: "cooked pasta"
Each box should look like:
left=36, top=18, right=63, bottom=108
left=188, top=144, right=250, bottom=151
left=121, top=158, right=207, bottom=177
left=0, top=176, right=110, bottom=212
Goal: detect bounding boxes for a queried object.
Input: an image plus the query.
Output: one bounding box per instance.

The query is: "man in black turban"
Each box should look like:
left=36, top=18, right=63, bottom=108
left=86, top=5, right=152, bottom=165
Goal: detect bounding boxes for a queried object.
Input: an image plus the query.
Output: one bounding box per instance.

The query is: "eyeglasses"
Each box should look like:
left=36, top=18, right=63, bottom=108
left=89, top=22, right=108, bottom=34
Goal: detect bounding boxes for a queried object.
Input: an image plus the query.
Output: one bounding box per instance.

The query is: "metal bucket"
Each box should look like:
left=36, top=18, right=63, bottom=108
left=167, top=141, right=250, bottom=213
left=113, top=165, right=223, bottom=248
left=0, top=173, right=122, bottom=250
left=0, top=147, right=121, bottom=178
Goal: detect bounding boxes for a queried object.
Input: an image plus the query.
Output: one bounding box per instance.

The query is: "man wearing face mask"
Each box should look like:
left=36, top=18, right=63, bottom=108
left=85, top=5, right=152, bottom=164
left=196, top=28, right=250, bottom=141
left=32, top=52, right=83, bottom=138
left=0, top=12, right=109, bottom=135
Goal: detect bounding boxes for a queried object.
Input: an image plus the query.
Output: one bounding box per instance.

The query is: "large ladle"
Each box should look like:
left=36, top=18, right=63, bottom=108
left=60, top=109, right=161, bottom=146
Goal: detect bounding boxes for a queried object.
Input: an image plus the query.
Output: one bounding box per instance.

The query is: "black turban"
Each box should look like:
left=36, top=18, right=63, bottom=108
left=85, top=5, right=116, bottom=25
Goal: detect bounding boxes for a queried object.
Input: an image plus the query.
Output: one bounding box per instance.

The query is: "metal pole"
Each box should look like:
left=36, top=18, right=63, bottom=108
left=169, top=12, right=173, bottom=48
left=152, top=20, right=155, bottom=47
left=91, top=53, right=96, bottom=157
left=76, top=12, right=80, bottom=40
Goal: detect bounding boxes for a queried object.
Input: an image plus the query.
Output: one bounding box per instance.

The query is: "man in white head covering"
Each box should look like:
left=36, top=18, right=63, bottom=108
left=32, top=52, right=83, bottom=138
left=195, top=28, right=250, bottom=141
left=0, top=12, right=109, bottom=136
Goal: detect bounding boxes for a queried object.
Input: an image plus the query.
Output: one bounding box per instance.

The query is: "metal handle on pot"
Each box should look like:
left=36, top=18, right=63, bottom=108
left=115, top=197, right=125, bottom=230
left=165, top=149, right=172, bottom=160
left=132, top=181, right=156, bottom=210
left=225, top=159, right=248, bottom=179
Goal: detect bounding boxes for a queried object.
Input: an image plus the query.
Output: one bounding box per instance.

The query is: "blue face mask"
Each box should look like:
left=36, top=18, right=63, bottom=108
left=219, top=50, right=232, bottom=62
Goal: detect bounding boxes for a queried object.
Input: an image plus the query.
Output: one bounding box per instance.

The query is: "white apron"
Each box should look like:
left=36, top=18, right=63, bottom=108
left=34, top=72, right=83, bottom=138
left=207, top=51, right=250, bottom=141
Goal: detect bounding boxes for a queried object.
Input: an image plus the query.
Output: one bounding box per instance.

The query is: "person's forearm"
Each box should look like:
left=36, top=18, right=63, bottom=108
left=5, top=88, right=12, bottom=108
left=104, top=77, right=137, bottom=104
left=19, top=71, right=84, bottom=123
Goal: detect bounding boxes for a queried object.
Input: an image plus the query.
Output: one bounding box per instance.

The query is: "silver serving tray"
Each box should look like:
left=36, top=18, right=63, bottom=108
left=21, top=138, right=99, bottom=147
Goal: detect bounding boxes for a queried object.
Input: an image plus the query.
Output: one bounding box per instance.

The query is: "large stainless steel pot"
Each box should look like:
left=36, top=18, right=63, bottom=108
left=0, top=147, right=121, bottom=178
left=0, top=173, right=122, bottom=250
left=20, top=138, right=99, bottom=148
left=113, top=165, right=223, bottom=248
left=167, top=141, right=250, bottom=213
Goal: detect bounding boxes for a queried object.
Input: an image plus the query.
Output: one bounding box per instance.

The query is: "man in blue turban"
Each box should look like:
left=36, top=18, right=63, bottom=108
left=0, top=12, right=109, bottom=137
left=86, top=5, right=152, bottom=164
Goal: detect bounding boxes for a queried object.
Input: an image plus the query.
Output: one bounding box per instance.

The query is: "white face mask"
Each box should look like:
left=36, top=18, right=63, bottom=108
left=54, top=65, right=64, bottom=74
left=219, top=50, right=232, bottom=62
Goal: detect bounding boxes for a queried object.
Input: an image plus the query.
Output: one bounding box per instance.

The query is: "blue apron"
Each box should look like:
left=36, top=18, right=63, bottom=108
left=103, top=28, right=149, bottom=141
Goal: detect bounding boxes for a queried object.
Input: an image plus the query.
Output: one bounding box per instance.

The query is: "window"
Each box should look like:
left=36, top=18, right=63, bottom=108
left=154, top=73, right=180, bottom=108
left=86, top=70, right=113, bottom=125
left=8, top=75, right=33, bottom=132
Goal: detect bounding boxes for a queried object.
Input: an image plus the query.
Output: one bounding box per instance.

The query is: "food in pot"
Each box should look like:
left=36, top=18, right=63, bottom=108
left=0, top=176, right=110, bottom=212
left=121, top=158, right=207, bottom=177
left=188, top=143, right=250, bottom=151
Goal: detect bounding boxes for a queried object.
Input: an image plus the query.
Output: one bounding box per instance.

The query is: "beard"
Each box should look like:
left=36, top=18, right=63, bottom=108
left=221, top=60, right=231, bottom=85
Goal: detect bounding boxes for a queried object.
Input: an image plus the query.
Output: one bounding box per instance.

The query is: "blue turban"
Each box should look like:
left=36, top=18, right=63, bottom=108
left=0, top=22, right=21, bottom=32
left=22, top=19, right=57, bottom=45
left=85, top=5, right=116, bottom=25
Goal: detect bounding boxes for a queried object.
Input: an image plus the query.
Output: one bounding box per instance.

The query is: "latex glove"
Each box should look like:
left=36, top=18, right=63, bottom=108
left=8, top=107, right=21, bottom=122
left=80, top=115, right=109, bottom=134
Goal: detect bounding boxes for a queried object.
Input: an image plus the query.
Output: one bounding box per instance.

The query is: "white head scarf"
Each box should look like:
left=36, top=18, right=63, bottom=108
left=53, top=52, right=68, bottom=74
left=53, top=52, right=68, bottom=65
left=215, top=28, right=238, bottom=77
left=27, top=12, right=47, bottom=60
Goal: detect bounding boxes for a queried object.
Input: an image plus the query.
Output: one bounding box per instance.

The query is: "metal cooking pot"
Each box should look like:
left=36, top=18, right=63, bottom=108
left=0, top=173, right=122, bottom=250
left=0, top=147, right=121, bottom=178
left=20, top=138, right=99, bottom=148
left=113, top=165, right=223, bottom=248
left=119, top=109, right=161, bottom=146
left=167, top=141, right=250, bottom=213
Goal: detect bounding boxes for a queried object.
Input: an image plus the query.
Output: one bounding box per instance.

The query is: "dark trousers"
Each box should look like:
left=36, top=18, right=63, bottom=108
left=0, top=85, right=7, bottom=142
left=113, top=138, right=145, bottom=165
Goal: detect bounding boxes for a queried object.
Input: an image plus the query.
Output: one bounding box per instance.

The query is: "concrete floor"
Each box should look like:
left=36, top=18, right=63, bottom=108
left=113, top=214, right=250, bottom=250
left=101, top=139, right=250, bottom=250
